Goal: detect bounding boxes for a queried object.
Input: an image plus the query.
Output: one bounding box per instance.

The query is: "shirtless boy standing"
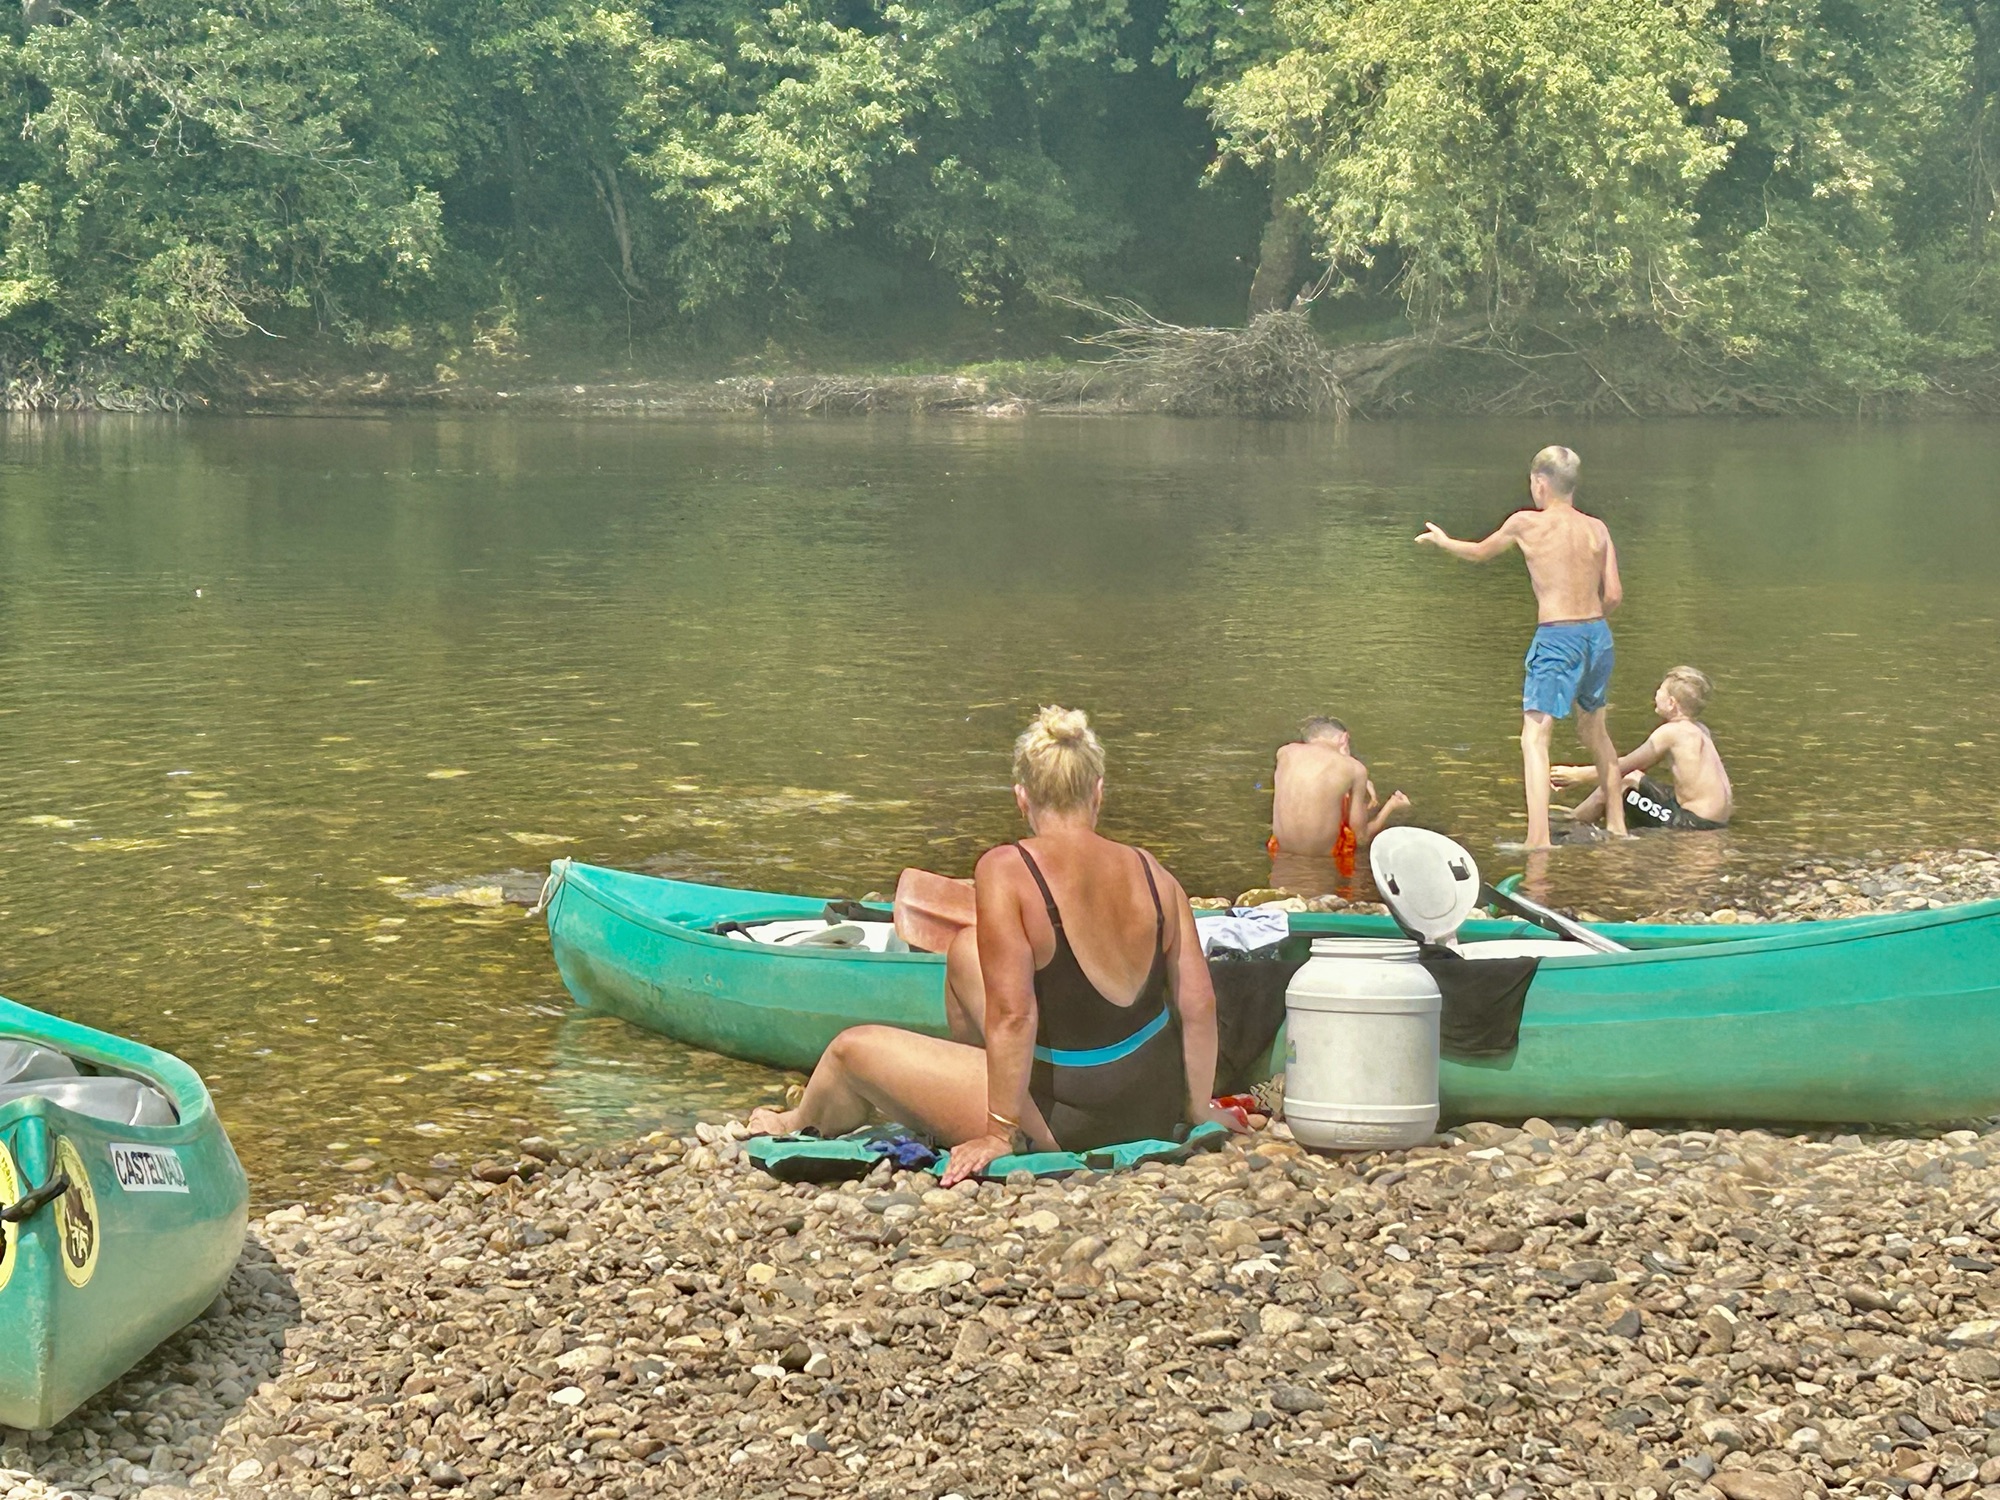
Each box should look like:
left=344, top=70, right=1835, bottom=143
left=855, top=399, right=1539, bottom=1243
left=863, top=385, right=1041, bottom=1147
left=1555, top=666, right=1732, bottom=831
left=1416, top=445, right=1625, bottom=849
left=1268, top=717, right=1412, bottom=877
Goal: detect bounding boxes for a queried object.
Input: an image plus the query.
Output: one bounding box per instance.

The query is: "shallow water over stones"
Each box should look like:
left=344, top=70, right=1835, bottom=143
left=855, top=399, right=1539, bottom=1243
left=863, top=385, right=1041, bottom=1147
left=1, top=414, right=1997, bottom=1198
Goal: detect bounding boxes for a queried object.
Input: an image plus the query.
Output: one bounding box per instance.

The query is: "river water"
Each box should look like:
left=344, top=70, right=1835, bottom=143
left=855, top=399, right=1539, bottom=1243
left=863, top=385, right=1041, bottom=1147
left=2, top=414, right=1996, bottom=1200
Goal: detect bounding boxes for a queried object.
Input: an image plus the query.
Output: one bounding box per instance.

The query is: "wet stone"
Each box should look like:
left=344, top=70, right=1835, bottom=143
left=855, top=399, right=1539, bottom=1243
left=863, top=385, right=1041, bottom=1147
left=1269, top=1386, right=1326, bottom=1414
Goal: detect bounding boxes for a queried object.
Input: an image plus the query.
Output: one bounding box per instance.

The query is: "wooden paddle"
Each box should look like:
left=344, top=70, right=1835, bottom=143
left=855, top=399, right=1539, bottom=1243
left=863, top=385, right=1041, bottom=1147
left=893, top=867, right=975, bottom=953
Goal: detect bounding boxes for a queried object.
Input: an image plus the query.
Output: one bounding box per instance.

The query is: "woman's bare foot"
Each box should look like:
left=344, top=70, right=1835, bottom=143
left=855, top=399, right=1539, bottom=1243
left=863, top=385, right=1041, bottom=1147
left=745, top=1105, right=799, bottom=1138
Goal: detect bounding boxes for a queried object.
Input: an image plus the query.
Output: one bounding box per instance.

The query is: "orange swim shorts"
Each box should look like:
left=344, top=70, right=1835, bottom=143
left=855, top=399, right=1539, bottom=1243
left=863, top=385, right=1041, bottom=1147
left=1266, top=824, right=1358, bottom=877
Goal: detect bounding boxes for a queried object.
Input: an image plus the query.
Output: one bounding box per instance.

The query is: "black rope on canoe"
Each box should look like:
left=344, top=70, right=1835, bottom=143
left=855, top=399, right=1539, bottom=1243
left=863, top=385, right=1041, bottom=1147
left=1, top=1170, right=70, bottom=1224
left=822, top=899, right=885, bottom=923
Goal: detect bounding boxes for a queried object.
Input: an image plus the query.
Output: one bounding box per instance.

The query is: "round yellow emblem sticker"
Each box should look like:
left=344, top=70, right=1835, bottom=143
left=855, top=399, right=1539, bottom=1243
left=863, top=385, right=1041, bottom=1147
left=52, top=1137, right=98, bottom=1288
left=0, top=1142, right=19, bottom=1296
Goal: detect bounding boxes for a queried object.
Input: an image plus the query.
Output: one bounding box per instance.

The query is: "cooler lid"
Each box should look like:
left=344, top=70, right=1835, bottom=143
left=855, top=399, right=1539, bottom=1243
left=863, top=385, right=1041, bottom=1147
left=1368, top=827, right=1481, bottom=945
left=1309, top=937, right=1420, bottom=962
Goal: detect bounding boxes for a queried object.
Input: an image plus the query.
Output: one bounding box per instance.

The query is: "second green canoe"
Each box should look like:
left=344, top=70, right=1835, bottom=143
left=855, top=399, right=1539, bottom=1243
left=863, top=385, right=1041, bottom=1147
left=542, top=858, right=2000, bottom=1126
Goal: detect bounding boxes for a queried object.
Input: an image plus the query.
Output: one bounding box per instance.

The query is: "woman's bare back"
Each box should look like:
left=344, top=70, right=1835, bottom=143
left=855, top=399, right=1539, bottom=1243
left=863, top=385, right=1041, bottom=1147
left=1000, top=834, right=1168, bottom=1006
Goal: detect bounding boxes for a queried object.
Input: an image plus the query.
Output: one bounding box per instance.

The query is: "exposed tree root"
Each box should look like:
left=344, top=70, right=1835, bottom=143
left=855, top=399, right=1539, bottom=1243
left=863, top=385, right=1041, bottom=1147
left=1, top=358, right=197, bottom=412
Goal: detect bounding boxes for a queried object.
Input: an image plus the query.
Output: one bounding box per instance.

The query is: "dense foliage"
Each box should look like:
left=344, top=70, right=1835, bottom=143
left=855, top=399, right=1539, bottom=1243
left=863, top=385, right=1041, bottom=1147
left=1, top=0, right=1996, bottom=404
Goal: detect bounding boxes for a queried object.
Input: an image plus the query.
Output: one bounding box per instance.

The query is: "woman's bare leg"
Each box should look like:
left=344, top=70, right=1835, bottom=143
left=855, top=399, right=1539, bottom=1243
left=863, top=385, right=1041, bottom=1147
left=943, top=926, right=987, bottom=1044
left=746, top=1025, right=1055, bottom=1148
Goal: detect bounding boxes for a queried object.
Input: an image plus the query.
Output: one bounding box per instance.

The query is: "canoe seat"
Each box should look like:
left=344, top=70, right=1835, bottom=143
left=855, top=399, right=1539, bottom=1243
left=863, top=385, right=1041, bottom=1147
left=725, top=918, right=910, bottom=954
left=0, top=1039, right=80, bottom=1086
left=0, top=1076, right=177, bottom=1126
left=1458, top=938, right=1602, bottom=961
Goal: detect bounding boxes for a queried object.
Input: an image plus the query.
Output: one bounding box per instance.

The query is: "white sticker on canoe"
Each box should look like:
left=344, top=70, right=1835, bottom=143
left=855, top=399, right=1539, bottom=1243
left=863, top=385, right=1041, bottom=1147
left=109, top=1143, right=189, bottom=1193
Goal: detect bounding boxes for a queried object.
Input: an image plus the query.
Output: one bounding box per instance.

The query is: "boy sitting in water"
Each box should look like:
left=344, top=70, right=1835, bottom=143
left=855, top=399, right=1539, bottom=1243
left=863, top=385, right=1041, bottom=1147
left=1554, top=666, right=1732, bottom=831
left=1269, top=717, right=1412, bottom=876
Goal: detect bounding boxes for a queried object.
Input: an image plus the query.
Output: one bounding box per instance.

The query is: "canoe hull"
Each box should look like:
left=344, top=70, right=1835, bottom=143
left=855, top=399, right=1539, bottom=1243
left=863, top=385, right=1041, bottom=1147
left=545, top=860, right=2000, bottom=1126
left=1438, top=902, right=2000, bottom=1123
left=547, top=864, right=947, bottom=1074
left=0, top=999, right=248, bottom=1431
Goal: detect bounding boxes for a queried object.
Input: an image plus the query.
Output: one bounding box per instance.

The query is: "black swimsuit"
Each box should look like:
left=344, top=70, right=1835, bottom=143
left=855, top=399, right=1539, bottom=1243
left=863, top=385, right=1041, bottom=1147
left=1016, top=844, right=1188, bottom=1152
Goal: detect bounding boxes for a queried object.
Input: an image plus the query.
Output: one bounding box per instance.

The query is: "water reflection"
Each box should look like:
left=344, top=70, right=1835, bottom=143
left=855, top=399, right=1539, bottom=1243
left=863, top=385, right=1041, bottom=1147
left=0, top=413, right=1995, bottom=1199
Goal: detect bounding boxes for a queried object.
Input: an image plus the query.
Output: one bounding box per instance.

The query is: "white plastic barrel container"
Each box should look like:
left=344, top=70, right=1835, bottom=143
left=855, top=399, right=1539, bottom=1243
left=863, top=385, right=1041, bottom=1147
left=1282, top=937, right=1441, bottom=1151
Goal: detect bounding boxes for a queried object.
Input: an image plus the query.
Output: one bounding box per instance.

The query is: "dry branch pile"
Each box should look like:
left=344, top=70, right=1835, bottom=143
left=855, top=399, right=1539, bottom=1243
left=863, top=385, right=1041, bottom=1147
left=1067, top=301, right=1349, bottom=417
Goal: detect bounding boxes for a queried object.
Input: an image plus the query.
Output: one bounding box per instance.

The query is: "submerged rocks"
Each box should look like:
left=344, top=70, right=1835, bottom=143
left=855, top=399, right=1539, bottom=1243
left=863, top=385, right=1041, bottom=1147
left=1655, top=847, right=2000, bottom=923
left=12, top=1113, right=2000, bottom=1499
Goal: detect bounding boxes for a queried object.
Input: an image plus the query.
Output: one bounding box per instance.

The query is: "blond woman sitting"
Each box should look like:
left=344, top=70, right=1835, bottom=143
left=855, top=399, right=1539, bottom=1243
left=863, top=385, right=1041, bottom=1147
left=748, top=706, right=1239, bottom=1185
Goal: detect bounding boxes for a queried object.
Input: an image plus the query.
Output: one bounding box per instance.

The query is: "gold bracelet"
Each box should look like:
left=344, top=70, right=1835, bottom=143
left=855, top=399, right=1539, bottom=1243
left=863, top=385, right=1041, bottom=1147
left=988, top=1110, right=1028, bottom=1151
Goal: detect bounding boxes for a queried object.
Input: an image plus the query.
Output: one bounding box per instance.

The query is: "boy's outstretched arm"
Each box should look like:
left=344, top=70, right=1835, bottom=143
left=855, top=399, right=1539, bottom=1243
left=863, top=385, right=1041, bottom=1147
left=1417, top=515, right=1520, bottom=562
left=1551, top=728, right=1666, bottom=787
left=1600, top=529, right=1623, bottom=613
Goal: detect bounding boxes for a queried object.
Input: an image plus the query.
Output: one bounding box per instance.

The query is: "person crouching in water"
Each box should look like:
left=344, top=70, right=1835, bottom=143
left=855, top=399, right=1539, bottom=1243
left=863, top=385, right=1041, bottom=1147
left=747, top=706, right=1243, bottom=1185
left=1268, top=717, right=1412, bottom=878
left=1554, top=666, right=1732, bottom=831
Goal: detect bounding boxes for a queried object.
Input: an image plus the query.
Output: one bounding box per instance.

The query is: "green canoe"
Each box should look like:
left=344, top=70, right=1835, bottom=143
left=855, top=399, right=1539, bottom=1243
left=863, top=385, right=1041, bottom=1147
left=0, top=996, right=248, bottom=1430
left=542, top=858, right=2000, bottom=1126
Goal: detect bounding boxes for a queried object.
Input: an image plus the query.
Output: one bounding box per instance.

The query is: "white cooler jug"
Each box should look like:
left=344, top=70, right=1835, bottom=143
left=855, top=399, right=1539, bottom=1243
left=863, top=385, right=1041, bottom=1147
left=1282, top=937, right=1441, bottom=1151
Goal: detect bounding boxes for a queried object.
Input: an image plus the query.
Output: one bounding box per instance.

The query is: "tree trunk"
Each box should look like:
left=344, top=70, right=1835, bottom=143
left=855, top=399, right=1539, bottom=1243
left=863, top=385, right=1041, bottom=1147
left=590, top=161, right=637, bottom=291
left=558, top=60, right=641, bottom=294
left=505, top=113, right=530, bottom=242
left=22, top=0, right=54, bottom=25
left=1247, top=158, right=1310, bottom=318
left=1969, top=0, right=2000, bottom=256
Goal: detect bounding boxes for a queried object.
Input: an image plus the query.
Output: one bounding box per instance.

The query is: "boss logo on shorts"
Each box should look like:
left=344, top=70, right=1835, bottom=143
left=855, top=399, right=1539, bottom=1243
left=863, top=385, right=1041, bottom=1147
left=1624, top=787, right=1674, bottom=827
left=110, top=1143, right=190, bottom=1193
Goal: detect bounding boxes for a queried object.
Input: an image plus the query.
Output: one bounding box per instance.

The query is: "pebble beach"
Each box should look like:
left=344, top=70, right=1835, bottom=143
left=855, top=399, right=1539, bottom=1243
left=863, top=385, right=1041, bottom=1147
left=7, top=848, right=2000, bottom=1500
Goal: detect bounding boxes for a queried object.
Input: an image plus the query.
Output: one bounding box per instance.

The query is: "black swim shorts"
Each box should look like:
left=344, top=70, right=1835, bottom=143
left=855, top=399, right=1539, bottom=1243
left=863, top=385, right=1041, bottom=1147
left=1622, top=775, right=1725, bottom=832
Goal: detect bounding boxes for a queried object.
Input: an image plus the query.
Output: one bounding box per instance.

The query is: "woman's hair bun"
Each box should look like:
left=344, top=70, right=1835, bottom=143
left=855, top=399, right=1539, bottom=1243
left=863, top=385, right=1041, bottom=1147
left=1037, top=705, right=1091, bottom=744
left=1014, top=706, right=1104, bottom=813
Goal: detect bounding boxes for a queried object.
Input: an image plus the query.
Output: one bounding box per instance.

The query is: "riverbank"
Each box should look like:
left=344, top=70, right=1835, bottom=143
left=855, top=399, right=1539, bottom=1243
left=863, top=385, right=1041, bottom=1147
left=214, top=365, right=1132, bottom=419
left=8, top=851, right=2000, bottom=1498
left=13, top=330, right=2000, bottom=420
left=10, top=1109, right=2000, bottom=1500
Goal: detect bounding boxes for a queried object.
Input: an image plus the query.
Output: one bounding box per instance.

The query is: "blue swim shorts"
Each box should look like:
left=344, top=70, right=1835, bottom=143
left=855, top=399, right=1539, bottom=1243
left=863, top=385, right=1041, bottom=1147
left=1522, top=619, right=1614, bottom=718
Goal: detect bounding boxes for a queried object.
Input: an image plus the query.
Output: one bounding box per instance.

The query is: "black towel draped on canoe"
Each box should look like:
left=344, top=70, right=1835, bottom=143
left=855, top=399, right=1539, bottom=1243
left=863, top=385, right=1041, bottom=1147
left=1209, top=949, right=1537, bottom=1093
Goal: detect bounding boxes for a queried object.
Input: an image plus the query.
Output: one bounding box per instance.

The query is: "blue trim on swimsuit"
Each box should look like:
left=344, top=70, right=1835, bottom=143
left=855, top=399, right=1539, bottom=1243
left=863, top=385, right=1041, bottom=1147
left=1033, top=1004, right=1173, bottom=1068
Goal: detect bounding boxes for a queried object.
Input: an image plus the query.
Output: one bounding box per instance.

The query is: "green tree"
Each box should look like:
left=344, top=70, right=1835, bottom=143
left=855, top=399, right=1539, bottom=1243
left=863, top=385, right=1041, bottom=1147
left=0, top=0, right=452, bottom=365
left=447, top=0, right=1149, bottom=340
left=1205, top=0, right=1735, bottom=330
left=1688, top=0, right=1982, bottom=394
